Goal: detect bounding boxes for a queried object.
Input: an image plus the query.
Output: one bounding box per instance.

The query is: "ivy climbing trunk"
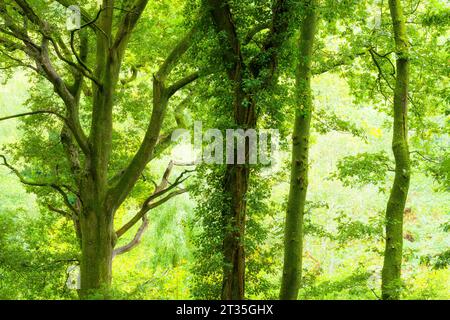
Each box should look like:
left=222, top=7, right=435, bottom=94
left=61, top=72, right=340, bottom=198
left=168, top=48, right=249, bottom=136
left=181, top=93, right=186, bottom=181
left=382, top=0, right=411, bottom=300
left=280, top=0, right=317, bottom=300
left=207, top=0, right=292, bottom=300
left=221, top=92, right=256, bottom=300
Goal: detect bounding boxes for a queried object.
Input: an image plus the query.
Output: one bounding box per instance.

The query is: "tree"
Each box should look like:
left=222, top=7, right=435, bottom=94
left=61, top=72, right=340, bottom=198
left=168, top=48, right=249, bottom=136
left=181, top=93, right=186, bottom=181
left=328, top=0, right=448, bottom=299
left=0, top=0, right=201, bottom=298
left=205, top=0, right=293, bottom=299
left=381, top=0, right=411, bottom=300
left=280, top=0, right=318, bottom=300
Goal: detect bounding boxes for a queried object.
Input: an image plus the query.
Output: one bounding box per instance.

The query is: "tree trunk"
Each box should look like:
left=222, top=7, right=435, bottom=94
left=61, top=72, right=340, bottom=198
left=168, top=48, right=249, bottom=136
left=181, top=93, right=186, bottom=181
left=382, top=0, right=411, bottom=300
left=206, top=0, right=291, bottom=300
left=78, top=204, right=115, bottom=299
left=280, top=0, right=317, bottom=300
left=221, top=92, right=255, bottom=300
left=221, top=163, right=250, bottom=300
left=77, top=170, right=116, bottom=299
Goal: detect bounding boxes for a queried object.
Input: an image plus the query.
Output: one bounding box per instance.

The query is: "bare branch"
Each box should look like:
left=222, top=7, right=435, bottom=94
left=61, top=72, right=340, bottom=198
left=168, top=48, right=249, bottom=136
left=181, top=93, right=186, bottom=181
left=115, top=188, right=188, bottom=239
left=47, top=205, right=71, bottom=219
left=115, top=162, right=192, bottom=239
left=113, top=214, right=148, bottom=258
left=410, top=150, right=440, bottom=164
left=0, top=110, right=87, bottom=156
left=69, top=31, right=94, bottom=77
left=1, top=2, right=90, bottom=153
left=371, top=49, right=396, bottom=76
left=7, top=1, right=96, bottom=83
left=47, top=36, right=101, bottom=87
left=312, top=50, right=367, bottom=75
left=369, top=48, right=395, bottom=91
left=0, top=48, right=38, bottom=71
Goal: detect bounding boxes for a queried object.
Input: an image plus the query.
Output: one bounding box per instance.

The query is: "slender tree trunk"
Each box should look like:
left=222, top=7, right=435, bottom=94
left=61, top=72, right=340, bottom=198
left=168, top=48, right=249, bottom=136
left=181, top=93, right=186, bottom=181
left=280, top=0, right=318, bottom=300
left=221, top=91, right=256, bottom=300
left=382, top=0, right=410, bottom=300
left=221, top=165, right=249, bottom=300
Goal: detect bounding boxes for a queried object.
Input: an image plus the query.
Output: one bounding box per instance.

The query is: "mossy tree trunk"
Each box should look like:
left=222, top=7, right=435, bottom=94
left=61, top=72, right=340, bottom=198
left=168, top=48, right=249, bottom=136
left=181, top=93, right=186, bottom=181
left=381, top=0, right=411, bottom=300
left=78, top=203, right=115, bottom=298
left=280, top=0, right=318, bottom=300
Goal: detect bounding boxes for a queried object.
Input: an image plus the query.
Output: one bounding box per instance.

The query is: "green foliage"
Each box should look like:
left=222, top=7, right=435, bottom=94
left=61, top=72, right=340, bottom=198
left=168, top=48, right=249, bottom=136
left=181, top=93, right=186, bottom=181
left=0, top=199, right=78, bottom=299
left=314, top=109, right=367, bottom=140
left=332, top=152, right=392, bottom=188
left=299, top=268, right=374, bottom=300
left=189, top=165, right=229, bottom=299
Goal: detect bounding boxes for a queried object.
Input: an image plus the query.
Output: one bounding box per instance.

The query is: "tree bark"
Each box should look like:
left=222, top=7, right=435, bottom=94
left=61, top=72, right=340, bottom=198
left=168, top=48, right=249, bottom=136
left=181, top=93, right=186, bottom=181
left=280, top=0, right=318, bottom=300
left=382, top=0, right=411, bottom=300
left=79, top=205, right=115, bottom=299
left=221, top=96, right=256, bottom=300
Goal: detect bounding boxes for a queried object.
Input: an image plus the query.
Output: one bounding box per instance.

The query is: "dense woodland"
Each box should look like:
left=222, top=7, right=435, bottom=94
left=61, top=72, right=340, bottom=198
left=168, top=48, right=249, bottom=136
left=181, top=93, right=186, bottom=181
left=0, top=0, right=448, bottom=300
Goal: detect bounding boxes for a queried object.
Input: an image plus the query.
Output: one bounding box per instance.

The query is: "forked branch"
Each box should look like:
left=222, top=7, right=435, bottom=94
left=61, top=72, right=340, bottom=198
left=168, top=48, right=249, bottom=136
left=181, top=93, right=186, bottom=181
left=114, top=161, right=193, bottom=256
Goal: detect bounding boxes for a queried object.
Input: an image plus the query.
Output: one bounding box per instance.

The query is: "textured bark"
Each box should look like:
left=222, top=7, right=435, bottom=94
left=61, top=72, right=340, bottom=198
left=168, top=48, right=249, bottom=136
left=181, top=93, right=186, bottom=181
left=280, top=0, right=317, bottom=300
left=382, top=0, right=411, bottom=300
